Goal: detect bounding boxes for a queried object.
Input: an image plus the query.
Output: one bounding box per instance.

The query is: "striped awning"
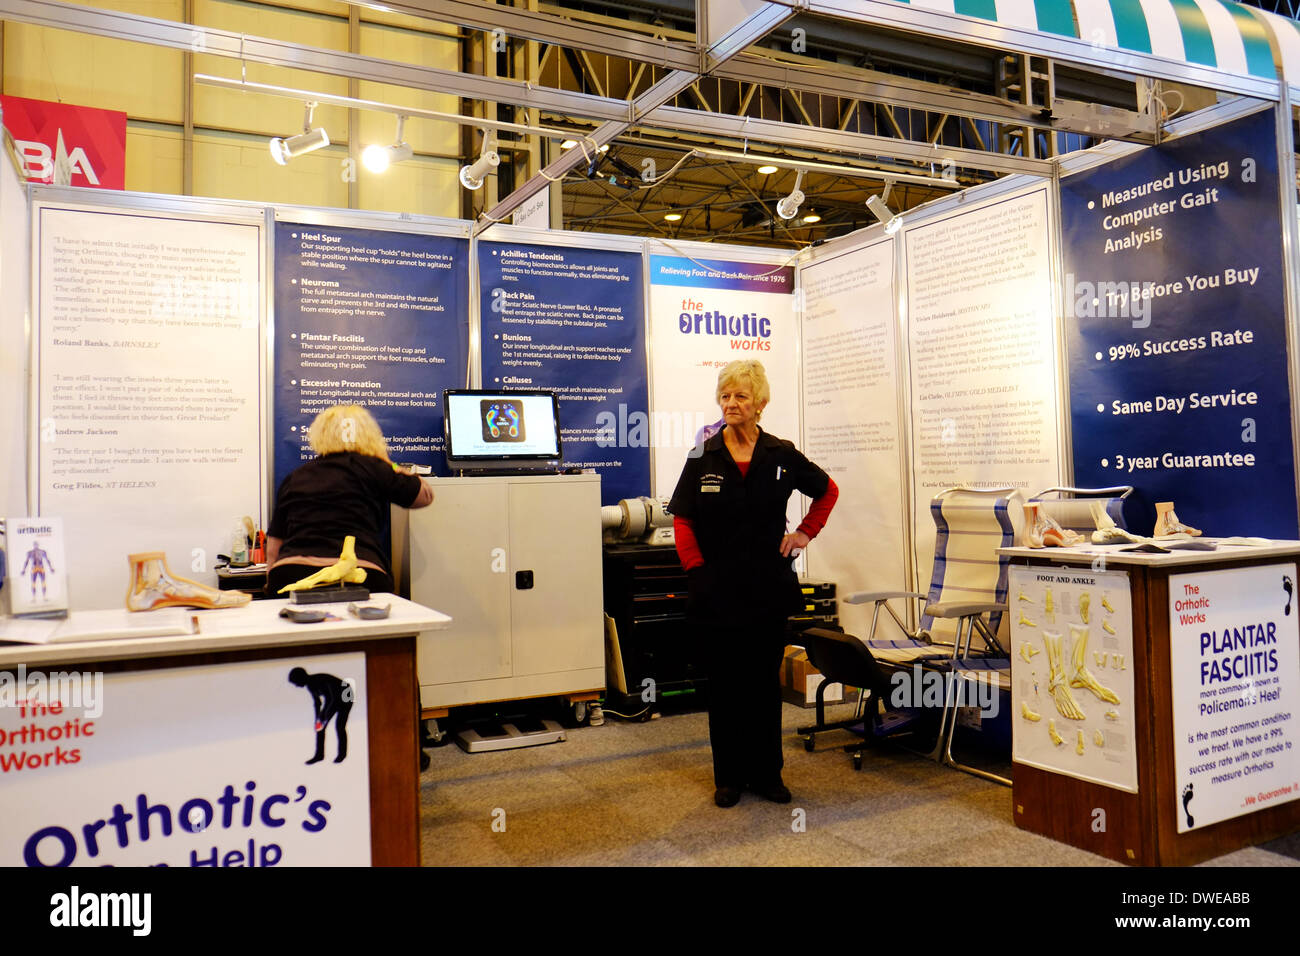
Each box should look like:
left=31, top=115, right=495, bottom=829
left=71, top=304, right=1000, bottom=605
left=1246, top=6, right=1300, bottom=89
left=895, top=0, right=1280, bottom=79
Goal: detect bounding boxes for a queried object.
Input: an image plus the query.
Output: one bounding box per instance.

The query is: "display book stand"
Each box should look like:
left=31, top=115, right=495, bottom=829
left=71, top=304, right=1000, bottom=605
left=1000, top=539, right=1300, bottom=865
left=391, top=472, right=604, bottom=752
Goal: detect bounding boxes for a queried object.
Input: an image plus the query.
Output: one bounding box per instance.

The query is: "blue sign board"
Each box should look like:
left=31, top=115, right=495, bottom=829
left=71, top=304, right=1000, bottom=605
left=1061, top=109, right=1295, bottom=537
left=273, top=223, right=468, bottom=491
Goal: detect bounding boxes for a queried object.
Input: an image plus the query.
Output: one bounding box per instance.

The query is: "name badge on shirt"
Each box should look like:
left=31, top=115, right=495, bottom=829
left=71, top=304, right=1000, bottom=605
left=700, top=472, right=724, bottom=494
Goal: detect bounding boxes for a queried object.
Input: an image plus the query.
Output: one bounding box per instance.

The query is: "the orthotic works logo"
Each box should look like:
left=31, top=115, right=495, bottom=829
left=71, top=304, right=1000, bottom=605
left=49, top=886, right=151, bottom=936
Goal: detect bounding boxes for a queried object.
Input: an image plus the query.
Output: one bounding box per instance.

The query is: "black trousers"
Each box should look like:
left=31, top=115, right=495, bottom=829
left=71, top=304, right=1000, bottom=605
left=700, top=616, right=787, bottom=789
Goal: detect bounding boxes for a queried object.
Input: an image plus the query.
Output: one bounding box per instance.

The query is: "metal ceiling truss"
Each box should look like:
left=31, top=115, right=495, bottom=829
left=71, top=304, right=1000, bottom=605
left=0, top=0, right=1192, bottom=244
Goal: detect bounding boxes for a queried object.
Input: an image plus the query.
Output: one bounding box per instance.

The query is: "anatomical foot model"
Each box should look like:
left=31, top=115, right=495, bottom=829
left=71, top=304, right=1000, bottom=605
left=1154, top=501, right=1200, bottom=538
left=1043, top=630, right=1087, bottom=720
left=1089, top=500, right=1143, bottom=544
left=1024, top=504, right=1085, bottom=549
left=278, top=535, right=368, bottom=594
left=1068, top=624, right=1120, bottom=704
left=127, top=551, right=251, bottom=611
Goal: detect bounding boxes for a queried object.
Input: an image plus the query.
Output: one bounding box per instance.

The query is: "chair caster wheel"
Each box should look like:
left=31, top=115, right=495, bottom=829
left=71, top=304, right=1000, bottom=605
left=803, top=736, right=815, bottom=752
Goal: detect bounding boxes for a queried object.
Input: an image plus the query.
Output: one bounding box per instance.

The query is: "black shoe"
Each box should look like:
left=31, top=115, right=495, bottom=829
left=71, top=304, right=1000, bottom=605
left=752, top=780, right=792, bottom=803
left=714, top=786, right=742, bottom=808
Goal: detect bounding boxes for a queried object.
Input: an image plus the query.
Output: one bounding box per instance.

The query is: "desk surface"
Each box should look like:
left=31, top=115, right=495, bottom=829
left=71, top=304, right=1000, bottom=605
left=999, top=538, right=1300, bottom=568
left=0, top=595, right=451, bottom=668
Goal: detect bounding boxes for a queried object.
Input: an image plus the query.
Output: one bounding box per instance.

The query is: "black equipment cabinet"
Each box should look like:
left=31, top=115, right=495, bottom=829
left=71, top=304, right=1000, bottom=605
left=601, top=543, right=704, bottom=715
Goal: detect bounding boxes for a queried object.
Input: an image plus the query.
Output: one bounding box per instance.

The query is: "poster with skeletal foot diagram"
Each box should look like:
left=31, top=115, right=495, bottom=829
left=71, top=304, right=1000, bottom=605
left=1010, top=565, right=1137, bottom=792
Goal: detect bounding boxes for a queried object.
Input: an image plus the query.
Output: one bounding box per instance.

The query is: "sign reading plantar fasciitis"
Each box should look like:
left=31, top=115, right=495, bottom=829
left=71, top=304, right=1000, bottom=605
left=0, top=653, right=370, bottom=866
left=1169, top=564, right=1299, bottom=833
left=648, top=254, right=796, bottom=498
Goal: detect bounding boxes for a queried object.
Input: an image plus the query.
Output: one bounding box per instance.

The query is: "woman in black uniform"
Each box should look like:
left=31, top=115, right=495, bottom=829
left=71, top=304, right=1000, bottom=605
left=670, top=360, right=838, bottom=808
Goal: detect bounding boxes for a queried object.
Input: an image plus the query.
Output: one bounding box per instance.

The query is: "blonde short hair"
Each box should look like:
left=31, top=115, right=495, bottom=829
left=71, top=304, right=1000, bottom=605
left=308, top=405, right=390, bottom=460
left=716, top=360, right=771, bottom=419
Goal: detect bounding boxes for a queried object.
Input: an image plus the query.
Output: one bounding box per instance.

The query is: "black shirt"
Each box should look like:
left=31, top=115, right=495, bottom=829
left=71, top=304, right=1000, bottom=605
left=669, top=427, right=829, bottom=618
left=268, top=452, right=422, bottom=575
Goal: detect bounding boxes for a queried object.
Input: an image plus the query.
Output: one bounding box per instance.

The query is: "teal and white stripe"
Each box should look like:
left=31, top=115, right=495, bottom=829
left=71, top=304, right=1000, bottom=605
left=886, top=0, right=1281, bottom=80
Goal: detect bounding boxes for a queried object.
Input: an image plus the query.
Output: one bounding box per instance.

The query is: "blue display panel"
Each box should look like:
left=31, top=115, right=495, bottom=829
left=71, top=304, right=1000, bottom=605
left=273, top=223, right=468, bottom=490
left=478, top=242, right=648, bottom=504
left=1060, top=109, right=1296, bottom=537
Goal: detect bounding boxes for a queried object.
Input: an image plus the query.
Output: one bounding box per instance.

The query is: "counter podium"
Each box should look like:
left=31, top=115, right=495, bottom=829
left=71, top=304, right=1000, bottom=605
left=1000, top=540, right=1300, bottom=865
left=0, top=596, right=449, bottom=867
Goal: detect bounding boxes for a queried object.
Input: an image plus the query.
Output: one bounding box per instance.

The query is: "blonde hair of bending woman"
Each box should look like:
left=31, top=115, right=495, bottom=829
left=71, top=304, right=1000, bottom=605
left=307, top=405, right=391, bottom=460
left=715, top=360, right=771, bottom=421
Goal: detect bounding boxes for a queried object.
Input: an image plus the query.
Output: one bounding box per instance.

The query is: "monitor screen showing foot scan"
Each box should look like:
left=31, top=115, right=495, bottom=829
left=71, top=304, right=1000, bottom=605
left=444, top=390, right=562, bottom=465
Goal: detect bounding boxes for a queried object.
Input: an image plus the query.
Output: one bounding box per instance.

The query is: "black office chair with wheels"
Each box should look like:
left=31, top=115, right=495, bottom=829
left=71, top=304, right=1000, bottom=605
left=796, top=626, right=930, bottom=770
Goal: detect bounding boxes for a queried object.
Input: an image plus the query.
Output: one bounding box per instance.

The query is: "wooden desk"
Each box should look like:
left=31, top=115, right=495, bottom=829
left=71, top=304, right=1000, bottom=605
left=0, top=596, right=450, bottom=867
left=1001, top=541, right=1300, bottom=865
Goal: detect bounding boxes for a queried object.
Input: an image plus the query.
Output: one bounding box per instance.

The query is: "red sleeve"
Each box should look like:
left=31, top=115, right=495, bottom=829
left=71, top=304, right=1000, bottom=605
left=796, top=477, right=839, bottom=539
left=673, top=516, right=705, bottom=570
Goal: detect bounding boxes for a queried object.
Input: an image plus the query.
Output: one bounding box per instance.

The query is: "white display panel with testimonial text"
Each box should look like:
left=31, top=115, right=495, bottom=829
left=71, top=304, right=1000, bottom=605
left=33, top=201, right=265, bottom=609
left=905, top=186, right=1060, bottom=573
left=801, top=237, right=906, bottom=633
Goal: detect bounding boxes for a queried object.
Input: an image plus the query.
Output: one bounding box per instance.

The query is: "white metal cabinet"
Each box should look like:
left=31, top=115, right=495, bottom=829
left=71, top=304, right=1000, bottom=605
left=405, top=473, right=604, bottom=709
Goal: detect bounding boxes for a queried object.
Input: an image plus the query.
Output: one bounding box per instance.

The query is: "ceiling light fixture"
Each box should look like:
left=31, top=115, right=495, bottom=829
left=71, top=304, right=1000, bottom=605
left=775, top=170, right=806, bottom=221
left=756, top=164, right=778, bottom=175
left=691, top=146, right=959, bottom=189
left=459, top=130, right=500, bottom=191
left=361, top=116, right=413, bottom=173
left=867, top=193, right=902, bottom=234
left=664, top=212, right=683, bottom=222
left=801, top=211, right=821, bottom=224
left=269, top=102, right=329, bottom=165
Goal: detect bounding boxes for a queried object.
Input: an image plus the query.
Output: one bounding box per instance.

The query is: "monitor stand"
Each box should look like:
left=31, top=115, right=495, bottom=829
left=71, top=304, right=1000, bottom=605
left=452, top=466, right=562, bottom=478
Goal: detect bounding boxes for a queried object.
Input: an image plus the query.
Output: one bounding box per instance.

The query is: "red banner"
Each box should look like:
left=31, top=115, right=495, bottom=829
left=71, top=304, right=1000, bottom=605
left=1, top=95, right=126, bottom=190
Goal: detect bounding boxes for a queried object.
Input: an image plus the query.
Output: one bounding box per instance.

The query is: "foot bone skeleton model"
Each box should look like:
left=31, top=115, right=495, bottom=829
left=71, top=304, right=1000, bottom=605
left=278, top=535, right=367, bottom=593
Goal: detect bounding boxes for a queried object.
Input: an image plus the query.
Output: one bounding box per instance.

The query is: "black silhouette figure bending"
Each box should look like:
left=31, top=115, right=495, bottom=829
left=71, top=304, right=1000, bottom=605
left=289, top=667, right=353, bottom=764
left=1283, top=576, right=1293, bottom=617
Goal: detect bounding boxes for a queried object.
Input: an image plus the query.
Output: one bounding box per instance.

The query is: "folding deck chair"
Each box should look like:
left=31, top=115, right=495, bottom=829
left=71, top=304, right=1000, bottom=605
left=800, top=487, right=1023, bottom=784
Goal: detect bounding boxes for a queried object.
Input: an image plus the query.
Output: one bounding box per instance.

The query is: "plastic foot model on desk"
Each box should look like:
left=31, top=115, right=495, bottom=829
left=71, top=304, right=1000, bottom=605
left=278, top=535, right=368, bottom=594
left=126, top=551, right=252, bottom=611
left=1154, top=501, right=1201, bottom=538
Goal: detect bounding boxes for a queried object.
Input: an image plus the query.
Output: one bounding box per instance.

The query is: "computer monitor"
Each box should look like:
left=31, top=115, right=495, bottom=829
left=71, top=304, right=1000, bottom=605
left=443, top=389, right=562, bottom=470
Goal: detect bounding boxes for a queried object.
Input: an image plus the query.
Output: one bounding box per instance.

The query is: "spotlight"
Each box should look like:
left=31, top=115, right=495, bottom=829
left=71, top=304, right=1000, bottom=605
left=775, top=170, right=806, bottom=221
left=460, top=131, right=500, bottom=191
left=363, top=115, right=412, bottom=173
left=867, top=194, right=902, bottom=234
left=362, top=141, right=413, bottom=173
left=269, top=103, right=329, bottom=165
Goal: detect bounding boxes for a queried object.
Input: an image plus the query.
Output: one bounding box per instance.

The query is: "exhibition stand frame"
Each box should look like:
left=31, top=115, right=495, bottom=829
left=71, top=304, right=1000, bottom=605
left=5, top=6, right=1300, bottom=863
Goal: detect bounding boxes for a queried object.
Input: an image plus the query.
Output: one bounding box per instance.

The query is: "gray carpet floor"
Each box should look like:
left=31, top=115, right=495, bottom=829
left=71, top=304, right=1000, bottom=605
left=418, top=700, right=1300, bottom=867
